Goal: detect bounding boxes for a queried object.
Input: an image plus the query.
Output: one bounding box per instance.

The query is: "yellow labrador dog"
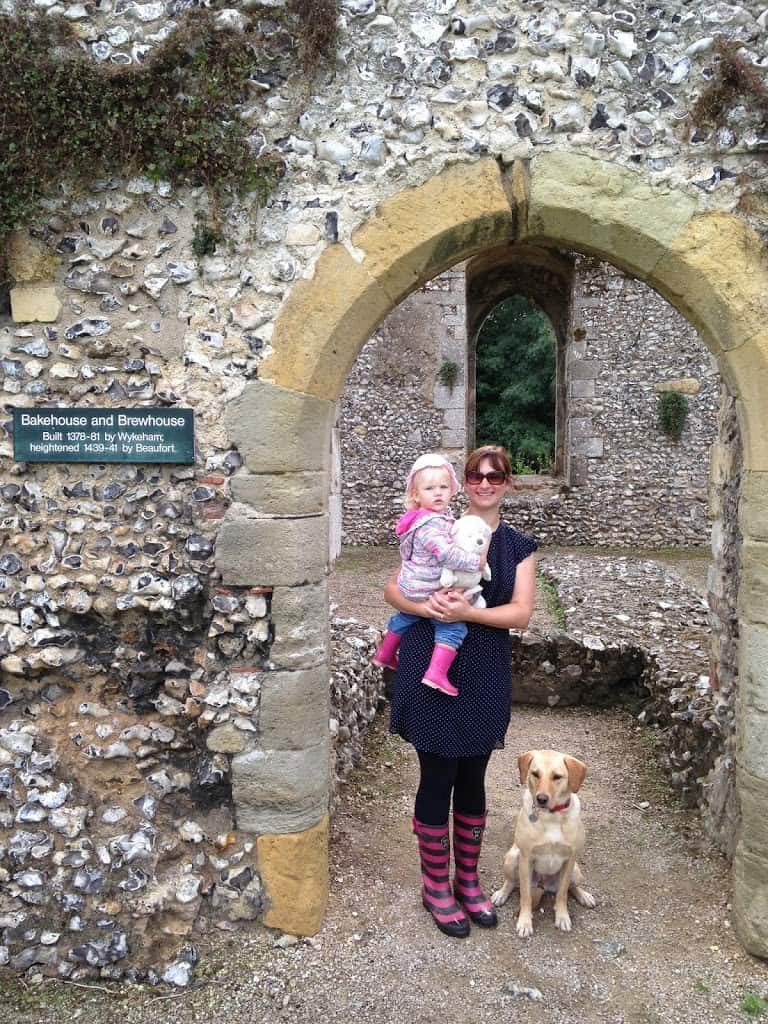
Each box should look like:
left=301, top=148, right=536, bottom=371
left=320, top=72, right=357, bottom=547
left=491, top=749, right=596, bottom=937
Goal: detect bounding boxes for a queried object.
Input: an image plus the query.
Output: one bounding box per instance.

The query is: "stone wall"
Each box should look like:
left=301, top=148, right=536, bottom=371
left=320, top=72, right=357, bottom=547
left=339, top=257, right=719, bottom=548
left=1, top=0, right=766, bottom=971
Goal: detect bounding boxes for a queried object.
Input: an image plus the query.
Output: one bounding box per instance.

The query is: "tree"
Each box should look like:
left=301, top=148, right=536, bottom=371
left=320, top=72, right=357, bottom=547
left=475, top=295, right=556, bottom=473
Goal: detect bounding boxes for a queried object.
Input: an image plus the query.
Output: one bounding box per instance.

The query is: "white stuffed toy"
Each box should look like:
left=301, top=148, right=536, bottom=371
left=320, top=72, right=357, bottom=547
left=439, top=514, right=492, bottom=607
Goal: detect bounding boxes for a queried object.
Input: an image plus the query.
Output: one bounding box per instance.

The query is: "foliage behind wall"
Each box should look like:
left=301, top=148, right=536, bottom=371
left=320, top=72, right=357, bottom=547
left=475, top=295, right=556, bottom=473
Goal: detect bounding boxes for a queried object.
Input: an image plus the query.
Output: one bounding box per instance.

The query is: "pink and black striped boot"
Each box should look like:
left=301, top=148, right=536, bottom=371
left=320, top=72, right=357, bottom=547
left=452, top=811, right=498, bottom=928
left=412, top=818, right=470, bottom=938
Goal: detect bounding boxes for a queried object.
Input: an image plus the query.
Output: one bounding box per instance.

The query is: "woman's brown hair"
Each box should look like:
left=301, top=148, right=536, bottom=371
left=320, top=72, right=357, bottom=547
left=464, top=445, right=513, bottom=479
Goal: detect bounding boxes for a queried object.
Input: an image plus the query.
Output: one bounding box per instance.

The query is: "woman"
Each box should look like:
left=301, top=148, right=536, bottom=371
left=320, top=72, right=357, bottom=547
left=386, top=445, right=537, bottom=938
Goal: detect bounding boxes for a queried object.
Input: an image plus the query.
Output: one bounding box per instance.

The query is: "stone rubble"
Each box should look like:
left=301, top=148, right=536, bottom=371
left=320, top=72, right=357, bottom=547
left=536, top=552, right=733, bottom=833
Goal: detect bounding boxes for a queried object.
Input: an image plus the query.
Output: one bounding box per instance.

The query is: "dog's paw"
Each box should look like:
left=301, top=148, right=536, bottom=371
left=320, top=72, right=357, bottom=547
left=555, top=910, right=572, bottom=932
left=516, top=915, right=533, bottom=938
left=490, top=887, right=508, bottom=907
left=577, top=889, right=596, bottom=909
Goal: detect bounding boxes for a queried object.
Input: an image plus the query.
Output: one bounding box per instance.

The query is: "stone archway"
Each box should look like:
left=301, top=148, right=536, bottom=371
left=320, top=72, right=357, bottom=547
left=216, top=153, right=768, bottom=956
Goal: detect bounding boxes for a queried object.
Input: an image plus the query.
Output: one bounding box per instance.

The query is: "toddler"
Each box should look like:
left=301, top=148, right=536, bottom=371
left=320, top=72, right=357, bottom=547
left=373, top=453, right=487, bottom=696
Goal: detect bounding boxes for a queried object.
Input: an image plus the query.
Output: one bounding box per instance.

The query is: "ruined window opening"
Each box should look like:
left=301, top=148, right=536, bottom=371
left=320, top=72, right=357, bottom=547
left=474, top=294, right=557, bottom=475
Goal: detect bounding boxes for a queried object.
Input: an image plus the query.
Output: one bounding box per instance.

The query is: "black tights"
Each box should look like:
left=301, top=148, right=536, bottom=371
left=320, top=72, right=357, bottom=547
left=414, top=751, right=492, bottom=825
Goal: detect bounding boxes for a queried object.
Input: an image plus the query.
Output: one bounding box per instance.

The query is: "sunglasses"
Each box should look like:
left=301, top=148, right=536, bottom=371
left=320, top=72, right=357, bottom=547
left=464, top=469, right=507, bottom=485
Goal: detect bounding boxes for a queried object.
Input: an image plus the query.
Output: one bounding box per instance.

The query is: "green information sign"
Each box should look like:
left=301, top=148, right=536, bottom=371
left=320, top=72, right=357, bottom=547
left=12, top=407, right=195, bottom=464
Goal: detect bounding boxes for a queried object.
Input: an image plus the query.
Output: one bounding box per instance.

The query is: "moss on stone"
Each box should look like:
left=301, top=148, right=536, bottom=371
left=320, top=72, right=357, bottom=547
left=0, top=2, right=338, bottom=270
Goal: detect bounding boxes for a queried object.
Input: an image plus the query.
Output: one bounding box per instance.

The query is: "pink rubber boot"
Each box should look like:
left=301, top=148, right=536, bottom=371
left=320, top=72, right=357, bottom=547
left=422, top=644, right=459, bottom=696
left=373, top=629, right=402, bottom=669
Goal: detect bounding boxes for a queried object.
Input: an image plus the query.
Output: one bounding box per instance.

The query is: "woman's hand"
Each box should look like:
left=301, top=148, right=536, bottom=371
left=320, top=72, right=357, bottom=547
left=426, top=588, right=474, bottom=623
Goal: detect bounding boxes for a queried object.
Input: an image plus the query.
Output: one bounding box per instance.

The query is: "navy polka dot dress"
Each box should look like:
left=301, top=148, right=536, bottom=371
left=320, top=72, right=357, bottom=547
left=389, top=522, right=538, bottom=756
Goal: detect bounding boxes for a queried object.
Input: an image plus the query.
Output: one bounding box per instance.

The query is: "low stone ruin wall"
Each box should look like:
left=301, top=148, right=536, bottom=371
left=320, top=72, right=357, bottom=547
left=329, top=617, right=386, bottom=804
left=537, top=554, right=736, bottom=856
left=510, top=631, right=647, bottom=707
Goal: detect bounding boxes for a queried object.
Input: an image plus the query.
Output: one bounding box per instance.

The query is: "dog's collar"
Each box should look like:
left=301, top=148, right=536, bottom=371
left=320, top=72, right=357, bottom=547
left=547, top=799, right=571, bottom=813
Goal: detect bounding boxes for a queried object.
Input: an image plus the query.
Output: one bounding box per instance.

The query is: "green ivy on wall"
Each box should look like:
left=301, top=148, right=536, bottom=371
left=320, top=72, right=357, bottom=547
left=658, top=391, right=689, bottom=442
left=0, top=1, right=337, bottom=265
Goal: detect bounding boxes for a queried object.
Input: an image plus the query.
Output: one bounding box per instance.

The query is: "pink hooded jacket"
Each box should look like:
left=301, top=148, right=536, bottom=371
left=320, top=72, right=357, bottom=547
left=395, top=509, right=482, bottom=601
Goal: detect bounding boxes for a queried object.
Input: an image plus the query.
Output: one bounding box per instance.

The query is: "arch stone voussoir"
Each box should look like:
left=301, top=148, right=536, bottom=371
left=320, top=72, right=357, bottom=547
left=720, top=335, right=768, bottom=473
left=351, top=158, right=521, bottom=304
left=740, top=471, right=768, bottom=540
left=262, top=245, right=395, bottom=400
left=652, top=213, right=768, bottom=354
left=523, top=152, right=697, bottom=277
left=264, top=159, right=521, bottom=400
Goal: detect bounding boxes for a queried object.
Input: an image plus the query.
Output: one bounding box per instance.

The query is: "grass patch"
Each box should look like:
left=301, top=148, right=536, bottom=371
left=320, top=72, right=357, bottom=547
left=537, top=573, right=566, bottom=629
left=742, top=993, right=768, bottom=1017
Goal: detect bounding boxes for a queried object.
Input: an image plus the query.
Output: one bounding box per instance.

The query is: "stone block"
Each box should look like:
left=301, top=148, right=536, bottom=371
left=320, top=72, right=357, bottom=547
left=740, top=472, right=768, bottom=542
left=736, top=768, right=768, bottom=854
left=270, top=581, right=330, bottom=671
left=739, top=539, right=768, bottom=628
left=739, top=624, right=768, bottom=716
left=10, top=285, right=61, bottom=324
left=230, top=471, right=328, bottom=516
left=738, top=703, right=768, bottom=783
left=206, top=723, right=249, bottom=754
left=525, top=152, right=697, bottom=276
left=568, top=359, right=600, bottom=380
left=233, top=740, right=329, bottom=833
left=718, top=334, right=768, bottom=471
left=259, top=666, right=330, bottom=750
left=653, top=377, right=700, bottom=395
left=441, top=429, right=465, bottom=449
left=216, top=513, right=329, bottom=586
left=258, top=814, right=329, bottom=935
left=570, top=379, right=595, bottom=399
left=569, top=456, right=588, bottom=486
left=733, top=841, right=768, bottom=958
left=224, top=380, right=334, bottom=474
left=569, top=416, right=593, bottom=440
left=7, top=231, right=58, bottom=283
left=441, top=406, right=466, bottom=430
left=571, top=437, right=604, bottom=458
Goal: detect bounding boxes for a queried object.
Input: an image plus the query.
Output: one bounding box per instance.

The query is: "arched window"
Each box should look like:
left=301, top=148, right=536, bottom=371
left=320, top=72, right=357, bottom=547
left=475, top=295, right=556, bottom=474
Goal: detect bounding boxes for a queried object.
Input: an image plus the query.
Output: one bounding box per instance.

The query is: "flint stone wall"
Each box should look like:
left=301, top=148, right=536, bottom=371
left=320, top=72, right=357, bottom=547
left=0, top=0, right=763, bottom=979
left=340, top=257, right=719, bottom=548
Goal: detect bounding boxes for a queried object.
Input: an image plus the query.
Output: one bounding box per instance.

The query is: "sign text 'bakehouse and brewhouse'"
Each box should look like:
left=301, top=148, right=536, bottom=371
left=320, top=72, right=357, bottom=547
left=12, top=408, right=195, bottom=464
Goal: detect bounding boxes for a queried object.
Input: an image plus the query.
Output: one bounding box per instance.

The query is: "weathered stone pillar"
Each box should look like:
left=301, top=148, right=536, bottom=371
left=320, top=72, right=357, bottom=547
left=734, top=469, right=768, bottom=956
left=216, top=380, right=334, bottom=935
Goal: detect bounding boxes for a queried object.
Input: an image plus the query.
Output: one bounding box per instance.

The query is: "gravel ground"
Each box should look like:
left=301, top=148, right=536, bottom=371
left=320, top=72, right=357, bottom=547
left=5, top=709, right=766, bottom=1024
left=4, top=545, right=767, bottom=1023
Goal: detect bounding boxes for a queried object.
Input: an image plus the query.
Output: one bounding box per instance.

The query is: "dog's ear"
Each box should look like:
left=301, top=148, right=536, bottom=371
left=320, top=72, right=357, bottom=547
left=518, top=751, right=534, bottom=785
left=564, top=756, right=587, bottom=793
